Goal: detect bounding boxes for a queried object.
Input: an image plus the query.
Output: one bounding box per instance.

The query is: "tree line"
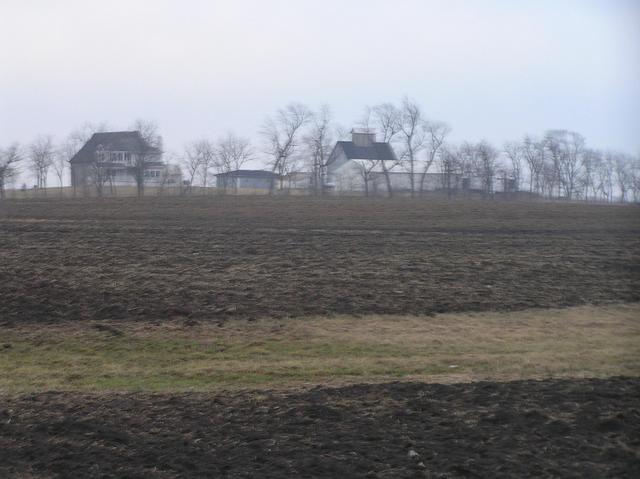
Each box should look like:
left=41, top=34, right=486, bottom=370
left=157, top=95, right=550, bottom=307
left=1, top=98, right=639, bottom=202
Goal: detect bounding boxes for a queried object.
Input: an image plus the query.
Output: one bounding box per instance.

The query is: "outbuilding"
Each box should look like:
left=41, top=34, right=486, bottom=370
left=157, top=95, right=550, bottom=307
left=215, top=170, right=279, bottom=193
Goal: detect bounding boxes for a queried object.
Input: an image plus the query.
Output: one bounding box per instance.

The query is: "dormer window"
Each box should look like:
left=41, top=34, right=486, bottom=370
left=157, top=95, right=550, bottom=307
left=109, top=152, right=127, bottom=163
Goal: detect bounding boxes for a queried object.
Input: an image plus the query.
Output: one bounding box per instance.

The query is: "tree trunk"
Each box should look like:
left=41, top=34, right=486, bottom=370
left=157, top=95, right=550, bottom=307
left=409, top=156, right=415, bottom=198
left=419, top=167, right=429, bottom=196
left=381, top=162, right=393, bottom=198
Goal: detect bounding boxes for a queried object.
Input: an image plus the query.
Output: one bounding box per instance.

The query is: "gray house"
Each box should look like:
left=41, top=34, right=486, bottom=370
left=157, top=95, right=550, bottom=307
left=70, top=131, right=177, bottom=191
left=216, top=170, right=279, bottom=193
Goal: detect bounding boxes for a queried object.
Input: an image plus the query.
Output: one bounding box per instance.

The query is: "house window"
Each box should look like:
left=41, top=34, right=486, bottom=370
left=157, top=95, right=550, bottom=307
left=124, top=152, right=131, bottom=164
left=109, top=152, right=127, bottom=163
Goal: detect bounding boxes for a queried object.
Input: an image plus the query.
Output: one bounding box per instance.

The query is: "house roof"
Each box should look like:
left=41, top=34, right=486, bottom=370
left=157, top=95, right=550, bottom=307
left=216, top=169, right=279, bottom=179
left=332, top=141, right=398, bottom=162
left=69, top=131, right=160, bottom=164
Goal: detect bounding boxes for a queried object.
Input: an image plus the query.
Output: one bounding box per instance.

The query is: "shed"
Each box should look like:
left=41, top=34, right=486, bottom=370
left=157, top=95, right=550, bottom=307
left=216, top=170, right=279, bottom=192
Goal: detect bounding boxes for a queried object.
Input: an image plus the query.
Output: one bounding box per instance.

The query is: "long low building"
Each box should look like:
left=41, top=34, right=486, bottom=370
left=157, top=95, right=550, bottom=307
left=215, top=170, right=280, bottom=192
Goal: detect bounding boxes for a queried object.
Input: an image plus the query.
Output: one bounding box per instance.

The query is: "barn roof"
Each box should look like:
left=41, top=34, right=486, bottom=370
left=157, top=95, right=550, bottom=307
left=69, top=131, right=160, bottom=164
left=331, top=141, right=398, bottom=163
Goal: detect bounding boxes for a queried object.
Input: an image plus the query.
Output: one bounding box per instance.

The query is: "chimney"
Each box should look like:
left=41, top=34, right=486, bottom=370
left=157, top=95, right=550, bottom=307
left=351, top=128, right=376, bottom=147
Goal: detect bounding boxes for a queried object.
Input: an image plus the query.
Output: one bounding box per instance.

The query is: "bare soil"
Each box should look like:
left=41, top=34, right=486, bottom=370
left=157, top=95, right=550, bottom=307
left=1, top=377, right=638, bottom=478
left=1, top=197, right=639, bottom=323
left=1, top=198, right=639, bottom=477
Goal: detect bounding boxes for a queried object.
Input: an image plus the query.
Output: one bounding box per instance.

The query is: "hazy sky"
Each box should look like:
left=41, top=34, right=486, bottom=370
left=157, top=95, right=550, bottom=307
left=1, top=0, right=639, bottom=164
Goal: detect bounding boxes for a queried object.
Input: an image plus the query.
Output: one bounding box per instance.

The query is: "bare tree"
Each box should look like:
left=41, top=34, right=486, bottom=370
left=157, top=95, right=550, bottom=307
left=594, top=152, right=615, bottom=202
left=613, top=153, right=633, bottom=203
left=195, top=140, right=216, bottom=189
left=457, top=142, right=477, bottom=179
left=368, top=104, right=402, bottom=142
left=544, top=130, right=584, bottom=200
left=88, top=145, right=112, bottom=197
left=183, top=140, right=215, bottom=190
left=128, top=119, right=163, bottom=197
left=132, top=119, right=163, bottom=151
left=437, top=144, right=462, bottom=198
left=503, top=141, right=523, bottom=193
left=580, top=148, right=600, bottom=202
left=157, top=163, right=181, bottom=197
left=304, top=105, right=335, bottom=195
left=420, top=121, right=450, bottom=194
left=182, top=143, right=203, bottom=194
left=474, top=141, right=500, bottom=197
left=361, top=103, right=402, bottom=197
left=629, top=155, right=640, bottom=202
left=28, top=135, right=55, bottom=193
left=0, top=143, right=22, bottom=199
left=521, top=136, right=546, bottom=198
left=565, top=131, right=586, bottom=199
left=262, top=102, right=311, bottom=192
left=69, top=121, right=110, bottom=150
left=52, top=142, right=74, bottom=195
left=398, top=97, right=428, bottom=197
left=216, top=133, right=253, bottom=172
left=214, top=133, right=253, bottom=193
left=354, top=159, right=380, bottom=197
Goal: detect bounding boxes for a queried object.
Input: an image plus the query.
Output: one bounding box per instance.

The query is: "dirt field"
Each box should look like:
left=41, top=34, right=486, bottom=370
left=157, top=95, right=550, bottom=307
left=1, top=197, right=639, bottom=477
left=1, top=197, right=639, bottom=323
left=2, top=377, right=638, bottom=478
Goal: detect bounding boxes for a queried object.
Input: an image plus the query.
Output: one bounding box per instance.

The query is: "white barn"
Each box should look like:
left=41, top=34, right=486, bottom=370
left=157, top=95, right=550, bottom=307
left=325, top=129, right=399, bottom=194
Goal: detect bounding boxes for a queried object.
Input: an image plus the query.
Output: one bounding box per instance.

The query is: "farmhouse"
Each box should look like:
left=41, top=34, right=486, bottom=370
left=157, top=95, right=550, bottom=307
left=216, top=169, right=279, bottom=193
left=70, top=131, right=177, bottom=190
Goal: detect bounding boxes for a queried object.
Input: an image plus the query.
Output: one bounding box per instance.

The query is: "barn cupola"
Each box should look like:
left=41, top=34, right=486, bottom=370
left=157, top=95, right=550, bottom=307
left=351, top=128, right=376, bottom=147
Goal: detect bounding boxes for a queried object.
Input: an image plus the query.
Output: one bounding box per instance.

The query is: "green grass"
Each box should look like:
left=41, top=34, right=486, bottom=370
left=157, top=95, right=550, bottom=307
left=1, top=303, right=639, bottom=393
left=1, top=337, right=450, bottom=391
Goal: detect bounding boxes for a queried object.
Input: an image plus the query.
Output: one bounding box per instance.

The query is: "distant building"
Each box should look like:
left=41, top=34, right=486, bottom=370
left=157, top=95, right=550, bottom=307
left=326, top=129, right=399, bottom=194
left=216, top=170, right=279, bottom=193
left=70, top=131, right=179, bottom=191
left=325, top=129, right=518, bottom=196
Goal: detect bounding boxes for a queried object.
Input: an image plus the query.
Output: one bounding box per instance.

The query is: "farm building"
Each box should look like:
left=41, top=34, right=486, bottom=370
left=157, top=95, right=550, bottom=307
left=216, top=170, right=279, bottom=193
left=70, top=131, right=179, bottom=191
left=325, top=130, right=517, bottom=196
left=325, top=129, right=399, bottom=194
left=325, top=130, right=448, bottom=195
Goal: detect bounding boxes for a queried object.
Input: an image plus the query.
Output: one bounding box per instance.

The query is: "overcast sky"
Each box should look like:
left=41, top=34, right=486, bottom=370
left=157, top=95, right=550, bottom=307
left=1, top=0, right=639, bottom=166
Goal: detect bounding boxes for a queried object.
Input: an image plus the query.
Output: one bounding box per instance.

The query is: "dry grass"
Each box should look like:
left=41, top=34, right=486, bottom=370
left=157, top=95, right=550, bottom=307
left=1, top=303, right=639, bottom=393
